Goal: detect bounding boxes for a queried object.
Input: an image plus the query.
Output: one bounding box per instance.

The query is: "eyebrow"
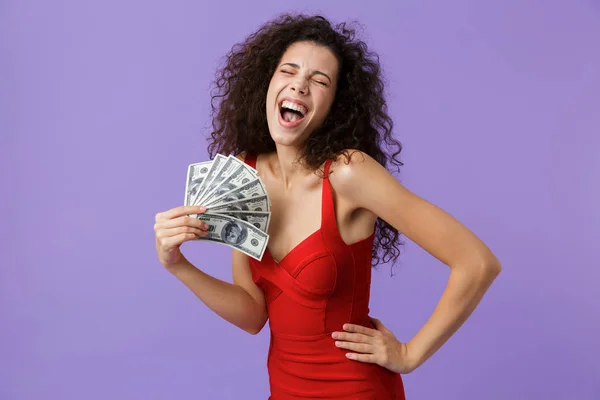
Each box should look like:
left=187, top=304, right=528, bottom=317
left=280, top=63, right=332, bottom=84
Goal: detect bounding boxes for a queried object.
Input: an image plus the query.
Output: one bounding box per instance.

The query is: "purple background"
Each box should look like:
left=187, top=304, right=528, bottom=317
left=2, top=0, right=599, bottom=399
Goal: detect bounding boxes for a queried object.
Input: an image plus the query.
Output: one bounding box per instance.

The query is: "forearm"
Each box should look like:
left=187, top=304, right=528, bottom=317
left=407, top=261, right=501, bottom=370
left=170, top=257, right=267, bottom=334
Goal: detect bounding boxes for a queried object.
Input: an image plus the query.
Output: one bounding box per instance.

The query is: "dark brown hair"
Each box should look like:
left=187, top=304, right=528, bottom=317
left=207, top=13, right=404, bottom=271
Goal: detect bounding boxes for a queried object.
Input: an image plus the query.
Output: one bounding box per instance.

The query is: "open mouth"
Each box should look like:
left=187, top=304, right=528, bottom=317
left=279, top=99, right=308, bottom=125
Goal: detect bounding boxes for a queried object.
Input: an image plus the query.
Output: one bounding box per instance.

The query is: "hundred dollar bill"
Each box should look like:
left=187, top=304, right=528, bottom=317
left=207, top=194, right=270, bottom=213
left=200, top=162, right=258, bottom=206
left=197, top=155, right=249, bottom=205
left=184, top=161, right=213, bottom=206
left=195, top=213, right=269, bottom=261
left=206, top=211, right=270, bottom=232
left=192, top=154, right=227, bottom=205
left=204, top=177, right=267, bottom=207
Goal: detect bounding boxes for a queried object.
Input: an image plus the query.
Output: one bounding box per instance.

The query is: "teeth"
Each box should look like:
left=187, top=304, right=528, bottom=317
left=281, top=100, right=307, bottom=116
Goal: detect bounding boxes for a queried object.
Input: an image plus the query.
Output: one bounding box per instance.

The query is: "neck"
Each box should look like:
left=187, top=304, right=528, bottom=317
left=273, top=144, right=310, bottom=190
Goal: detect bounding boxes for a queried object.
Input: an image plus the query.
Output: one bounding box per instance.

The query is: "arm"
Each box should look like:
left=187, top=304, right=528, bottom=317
left=154, top=205, right=268, bottom=335
left=169, top=251, right=268, bottom=335
left=330, top=150, right=501, bottom=371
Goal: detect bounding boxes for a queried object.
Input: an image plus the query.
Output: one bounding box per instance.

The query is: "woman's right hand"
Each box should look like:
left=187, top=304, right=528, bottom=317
left=154, top=205, right=209, bottom=271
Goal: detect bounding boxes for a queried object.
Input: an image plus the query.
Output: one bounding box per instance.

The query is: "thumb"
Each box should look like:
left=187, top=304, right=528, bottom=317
left=370, top=317, right=390, bottom=333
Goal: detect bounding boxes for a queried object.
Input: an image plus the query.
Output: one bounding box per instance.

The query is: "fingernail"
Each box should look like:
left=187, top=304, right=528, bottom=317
left=203, top=223, right=209, bottom=230
left=199, top=206, right=206, bottom=212
left=332, top=332, right=338, bottom=338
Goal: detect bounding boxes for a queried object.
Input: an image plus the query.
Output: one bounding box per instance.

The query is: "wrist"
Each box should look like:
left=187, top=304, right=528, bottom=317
left=404, top=340, right=425, bottom=372
left=166, top=257, right=194, bottom=277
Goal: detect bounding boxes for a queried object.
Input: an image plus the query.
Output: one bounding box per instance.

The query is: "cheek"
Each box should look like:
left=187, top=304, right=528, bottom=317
left=313, top=95, right=335, bottom=122
left=265, top=86, right=275, bottom=108
left=265, top=79, right=279, bottom=108
left=268, top=74, right=286, bottom=94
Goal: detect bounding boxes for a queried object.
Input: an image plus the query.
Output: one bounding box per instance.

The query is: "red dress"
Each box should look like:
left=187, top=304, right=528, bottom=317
left=245, top=154, right=406, bottom=400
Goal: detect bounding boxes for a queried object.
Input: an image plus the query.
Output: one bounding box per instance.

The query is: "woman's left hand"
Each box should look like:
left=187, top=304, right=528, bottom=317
left=332, top=317, right=417, bottom=374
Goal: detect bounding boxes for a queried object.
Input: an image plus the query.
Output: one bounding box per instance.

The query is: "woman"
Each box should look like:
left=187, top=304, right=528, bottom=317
left=154, top=14, right=501, bottom=399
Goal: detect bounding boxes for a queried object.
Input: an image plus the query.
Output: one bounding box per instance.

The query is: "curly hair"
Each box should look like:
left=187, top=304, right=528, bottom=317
left=207, top=13, right=405, bottom=272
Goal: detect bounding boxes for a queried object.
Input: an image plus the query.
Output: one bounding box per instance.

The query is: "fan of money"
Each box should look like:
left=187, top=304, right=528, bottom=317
left=184, top=154, right=271, bottom=261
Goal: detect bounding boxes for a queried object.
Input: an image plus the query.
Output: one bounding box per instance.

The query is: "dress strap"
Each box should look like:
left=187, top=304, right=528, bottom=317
left=323, top=158, right=332, bottom=179
left=320, top=159, right=339, bottom=235
left=244, top=152, right=257, bottom=169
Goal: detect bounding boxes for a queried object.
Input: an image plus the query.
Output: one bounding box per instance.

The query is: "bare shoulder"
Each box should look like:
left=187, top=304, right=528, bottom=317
left=329, top=150, right=500, bottom=271
left=328, top=149, right=393, bottom=196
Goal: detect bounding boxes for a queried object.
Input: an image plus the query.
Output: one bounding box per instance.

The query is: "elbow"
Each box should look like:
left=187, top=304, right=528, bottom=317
left=245, top=324, right=265, bottom=335
left=490, top=261, right=502, bottom=277
left=246, top=326, right=262, bottom=335
left=477, top=255, right=502, bottom=284
left=244, top=321, right=262, bottom=335
left=454, top=254, right=501, bottom=285
left=454, top=252, right=501, bottom=279
left=485, top=255, right=502, bottom=277
left=243, top=315, right=268, bottom=335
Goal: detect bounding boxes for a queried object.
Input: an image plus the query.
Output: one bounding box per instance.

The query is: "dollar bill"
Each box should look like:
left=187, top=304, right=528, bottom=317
left=207, top=211, right=270, bottom=232
left=197, top=155, right=252, bottom=205
left=203, top=177, right=267, bottom=207
left=200, top=162, right=258, bottom=206
left=196, top=213, right=269, bottom=260
left=207, top=195, right=270, bottom=213
left=192, top=154, right=228, bottom=205
left=184, top=161, right=213, bottom=206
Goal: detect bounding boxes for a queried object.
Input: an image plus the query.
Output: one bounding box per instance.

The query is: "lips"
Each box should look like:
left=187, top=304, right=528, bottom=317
left=277, top=97, right=309, bottom=129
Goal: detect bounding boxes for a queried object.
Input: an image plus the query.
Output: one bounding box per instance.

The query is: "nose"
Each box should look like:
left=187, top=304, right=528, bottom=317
left=290, top=78, right=308, bottom=95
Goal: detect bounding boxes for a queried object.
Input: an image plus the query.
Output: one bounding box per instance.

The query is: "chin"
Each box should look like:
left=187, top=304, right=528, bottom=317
left=269, top=130, right=308, bottom=148
left=266, top=118, right=306, bottom=146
